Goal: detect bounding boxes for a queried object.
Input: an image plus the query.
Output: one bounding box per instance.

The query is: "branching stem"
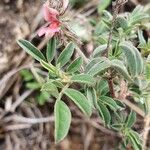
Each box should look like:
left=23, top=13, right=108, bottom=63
left=57, top=83, right=70, bottom=101
left=105, top=0, right=128, bottom=98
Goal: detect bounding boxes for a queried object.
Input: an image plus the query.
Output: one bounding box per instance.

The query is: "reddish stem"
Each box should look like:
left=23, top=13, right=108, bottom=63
left=108, top=78, right=116, bottom=98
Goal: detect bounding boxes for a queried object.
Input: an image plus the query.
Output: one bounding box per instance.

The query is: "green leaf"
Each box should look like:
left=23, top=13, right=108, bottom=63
left=54, top=100, right=71, bottom=143
left=128, top=5, right=149, bottom=25
left=115, top=16, right=128, bottom=30
left=103, top=10, right=113, bottom=20
left=64, top=88, right=92, bottom=117
left=98, top=0, right=111, bottom=14
left=120, top=42, right=143, bottom=76
left=99, top=96, right=121, bottom=111
left=37, top=91, right=50, bottom=105
left=96, top=32, right=108, bottom=44
left=85, top=57, right=102, bottom=73
left=115, top=99, right=126, bottom=109
left=41, top=81, right=59, bottom=98
left=125, top=111, right=136, bottom=128
left=111, top=124, right=122, bottom=131
left=134, top=48, right=144, bottom=75
left=95, top=21, right=105, bottom=36
left=20, top=69, right=33, bottom=81
left=86, top=57, right=110, bottom=76
left=96, top=78, right=109, bottom=95
left=111, top=59, right=132, bottom=81
left=128, top=131, right=143, bottom=150
left=93, top=44, right=107, bottom=57
left=103, top=17, right=111, bottom=27
left=120, top=42, right=137, bottom=76
left=86, top=87, right=98, bottom=109
left=67, top=57, right=83, bottom=73
left=138, top=30, right=146, bottom=44
left=70, top=22, right=91, bottom=41
left=46, top=37, right=56, bottom=62
left=52, top=80, right=64, bottom=88
left=130, top=130, right=143, bottom=147
left=97, top=100, right=111, bottom=125
left=71, top=74, right=95, bottom=85
left=40, top=60, right=57, bottom=77
left=26, top=82, right=41, bottom=90
left=128, top=134, right=140, bottom=150
left=138, top=40, right=150, bottom=55
left=57, top=42, right=75, bottom=67
left=146, top=64, right=150, bottom=80
left=17, top=39, right=46, bottom=62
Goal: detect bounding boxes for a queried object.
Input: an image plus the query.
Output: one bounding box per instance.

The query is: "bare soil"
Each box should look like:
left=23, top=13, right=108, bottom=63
left=0, top=0, right=149, bottom=150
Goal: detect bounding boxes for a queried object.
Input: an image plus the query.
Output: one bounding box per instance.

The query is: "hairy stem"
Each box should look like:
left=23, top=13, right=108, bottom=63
left=108, top=78, right=116, bottom=98
left=105, top=0, right=121, bottom=57
left=106, top=0, right=128, bottom=98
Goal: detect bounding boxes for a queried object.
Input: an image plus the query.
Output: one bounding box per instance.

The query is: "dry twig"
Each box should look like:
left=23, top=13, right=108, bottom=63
left=10, top=90, right=33, bottom=112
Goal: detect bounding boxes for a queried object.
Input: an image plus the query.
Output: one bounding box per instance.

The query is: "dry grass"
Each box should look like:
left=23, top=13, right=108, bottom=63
left=0, top=0, right=150, bottom=149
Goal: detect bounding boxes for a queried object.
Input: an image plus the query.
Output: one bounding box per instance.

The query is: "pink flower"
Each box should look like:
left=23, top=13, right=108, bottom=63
left=38, top=2, right=61, bottom=38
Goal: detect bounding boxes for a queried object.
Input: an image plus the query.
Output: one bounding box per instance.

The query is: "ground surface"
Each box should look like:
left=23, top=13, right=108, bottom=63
left=0, top=0, right=149, bottom=150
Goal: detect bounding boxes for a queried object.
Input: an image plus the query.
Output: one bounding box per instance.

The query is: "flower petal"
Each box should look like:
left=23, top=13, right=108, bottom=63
left=45, top=30, right=55, bottom=38
left=45, top=24, right=60, bottom=38
left=50, top=21, right=60, bottom=29
left=38, top=27, right=47, bottom=37
left=43, top=2, right=59, bottom=22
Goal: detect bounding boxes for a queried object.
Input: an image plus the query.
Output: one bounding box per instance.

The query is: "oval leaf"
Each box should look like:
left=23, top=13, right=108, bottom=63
left=41, top=81, right=59, bottom=98
left=97, top=100, right=111, bottom=125
left=40, top=60, right=57, bottom=77
left=26, top=82, right=41, bottom=90
left=64, top=88, right=92, bottom=117
left=120, top=42, right=143, bottom=76
left=111, top=124, right=122, bottom=131
left=125, top=111, right=136, bottom=128
left=85, top=57, right=102, bottom=73
left=128, top=5, right=149, bottom=25
left=17, top=39, right=46, bottom=61
left=111, top=59, right=132, bottom=81
left=98, top=0, right=111, bottom=13
left=120, top=42, right=137, bottom=76
left=96, top=78, right=109, bottom=95
left=93, top=44, right=107, bottom=57
left=133, top=47, right=143, bottom=75
left=130, top=130, right=143, bottom=147
left=67, top=57, right=83, bottom=73
left=40, top=60, right=56, bottom=72
left=46, top=37, right=56, bottom=62
left=57, top=42, right=75, bottom=67
left=115, top=16, right=128, bottom=30
left=86, top=57, right=110, bottom=76
left=99, top=96, right=121, bottom=111
left=86, top=87, right=98, bottom=109
left=128, top=132, right=142, bottom=150
left=71, top=74, right=95, bottom=85
left=55, top=100, right=71, bottom=143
